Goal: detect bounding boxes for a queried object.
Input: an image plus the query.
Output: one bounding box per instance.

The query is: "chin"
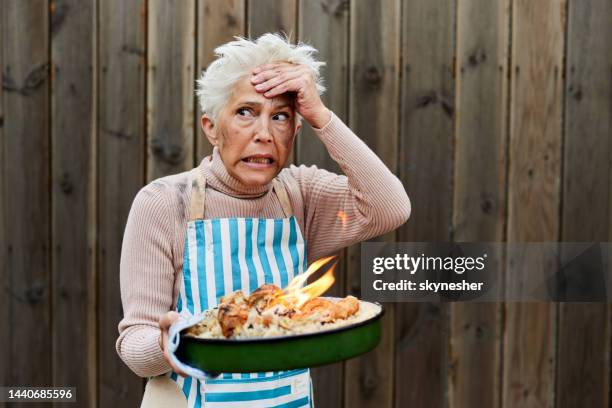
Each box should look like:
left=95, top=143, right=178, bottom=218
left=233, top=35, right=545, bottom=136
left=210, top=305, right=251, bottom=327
left=239, top=172, right=276, bottom=187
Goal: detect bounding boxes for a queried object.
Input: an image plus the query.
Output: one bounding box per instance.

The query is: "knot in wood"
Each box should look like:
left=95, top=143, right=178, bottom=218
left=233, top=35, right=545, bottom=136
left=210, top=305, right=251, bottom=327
left=151, top=138, right=185, bottom=165
left=60, top=172, right=74, bottom=194
left=25, top=282, right=46, bottom=304
left=364, top=66, right=382, bottom=87
left=480, top=198, right=494, bottom=214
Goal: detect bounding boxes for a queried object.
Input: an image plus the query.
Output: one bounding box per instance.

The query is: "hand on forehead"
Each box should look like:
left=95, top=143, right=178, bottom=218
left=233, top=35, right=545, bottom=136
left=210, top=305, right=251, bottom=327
left=228, top=75, right=296, bottom=110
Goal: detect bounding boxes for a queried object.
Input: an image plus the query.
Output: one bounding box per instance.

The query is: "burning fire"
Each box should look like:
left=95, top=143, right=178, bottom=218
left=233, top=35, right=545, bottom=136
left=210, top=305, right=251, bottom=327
left=337, top=210, right=347, bottom=227
left=274, top=255, right=338, bottom=308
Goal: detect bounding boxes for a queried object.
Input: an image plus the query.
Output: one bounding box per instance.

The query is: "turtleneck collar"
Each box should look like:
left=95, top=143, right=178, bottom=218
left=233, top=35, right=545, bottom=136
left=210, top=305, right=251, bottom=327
left=199, top=146, right=273, bottom=198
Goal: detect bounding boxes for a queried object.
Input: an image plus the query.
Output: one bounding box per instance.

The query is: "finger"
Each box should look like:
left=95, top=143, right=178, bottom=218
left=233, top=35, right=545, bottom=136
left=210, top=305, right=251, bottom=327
left=252, top=61, right=292, bottom=75
left=252, top=63, right=275, bottom=74
left=251, top=64, right=305, bottom=84
left=253, top=70, right=302, bottom=93
left=263, top=77, right=305, bottom=98
left=159, top=311, right=180, bottom=329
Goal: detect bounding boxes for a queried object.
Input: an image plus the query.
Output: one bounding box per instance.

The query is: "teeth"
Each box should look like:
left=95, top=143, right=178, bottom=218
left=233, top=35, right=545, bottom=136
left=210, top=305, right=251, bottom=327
left=246, top=157, right=271, bottom=164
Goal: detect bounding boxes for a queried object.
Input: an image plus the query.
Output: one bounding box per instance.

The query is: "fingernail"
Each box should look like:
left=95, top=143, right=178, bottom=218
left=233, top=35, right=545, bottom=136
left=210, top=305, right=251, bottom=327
left=255, top=84, right=264, bottom=90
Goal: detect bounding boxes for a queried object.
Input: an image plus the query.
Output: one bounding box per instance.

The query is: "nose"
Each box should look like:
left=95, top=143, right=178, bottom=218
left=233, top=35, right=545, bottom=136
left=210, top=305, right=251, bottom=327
left=253, top=117, right=273, bottom=143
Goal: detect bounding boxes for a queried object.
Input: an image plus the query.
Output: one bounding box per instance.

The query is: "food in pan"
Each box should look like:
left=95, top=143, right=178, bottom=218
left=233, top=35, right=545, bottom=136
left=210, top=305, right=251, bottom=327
left=184, top=285, right=377, bottom=339
left=183, top=256, right=378, bottom=339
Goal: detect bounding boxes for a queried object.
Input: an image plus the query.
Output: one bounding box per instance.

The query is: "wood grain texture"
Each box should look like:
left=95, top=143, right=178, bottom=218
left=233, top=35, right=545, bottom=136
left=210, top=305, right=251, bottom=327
left=556, top=0, right=612, bottom=406
left=450, top=304, right=503, bottom=408
left=297, top=2, right=349, bottom=405
left=86, top=0, right=100, bottom=408
left=87, top=2, right=99, bottom=405
left=147, top=0, right=195, bottom=179
left=0, top=0, right=6, bottom=391
left=195, top=0, right=246, bottom=164
left=0, top=2, right=611, bottom=406
left=345, top=1, right=400, bottom=407
left=396, top=0, right=456, bottom=406
left=247, top=0, right=297, bottom=40
left=98, top=0, right=146, bottom=405
left=503, top=1, right=564, bottom=407
left=2, top=0, right=51, bottom=388
left=297, top=0, right=348, bottom=174
left=50, top=0, right=96, bottom=406
left=450, top=0, right=509, bottom=407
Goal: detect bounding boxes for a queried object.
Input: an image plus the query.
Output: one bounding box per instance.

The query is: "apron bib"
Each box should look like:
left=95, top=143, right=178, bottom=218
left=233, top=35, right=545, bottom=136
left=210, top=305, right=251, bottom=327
left=166, top=167, right=314, bottom=408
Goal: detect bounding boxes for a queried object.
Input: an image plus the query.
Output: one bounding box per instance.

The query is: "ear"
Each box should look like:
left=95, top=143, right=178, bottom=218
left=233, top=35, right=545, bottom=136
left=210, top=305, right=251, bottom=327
left=294, top=119, right=302, bottom=136
left=201, top=114, right=219, bottom=146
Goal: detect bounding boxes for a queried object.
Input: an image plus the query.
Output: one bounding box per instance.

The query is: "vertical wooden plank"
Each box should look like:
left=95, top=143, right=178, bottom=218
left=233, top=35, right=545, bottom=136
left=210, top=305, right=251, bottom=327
left=86, top=4, right=100, bottom=408
left=2, top=0, right=51, bottom=387
left=556, top=0, right=612, bottom=406
left=88, top=2, right=99, bottom=405
left=247, top=0, right=297, bottom=39
left=450, top=0, right=509, bottom=407
left=298, top=2, right=349, bottom=407
left=396, top=0, right=455, bottom=406
left=98, top=0, right=146, bottom=405
left=147, top=0, right=195, bottom=180
left=345, top=1, right=400, bottom=407
left=50, top=0, right=96, bottom=406
left=297, top=0, right=348, bottom=173
left=0, top=0, right=7, bottom=391
left=503, top=0, right=564, bottom=407
left=195, top=0, right=245, bottom=163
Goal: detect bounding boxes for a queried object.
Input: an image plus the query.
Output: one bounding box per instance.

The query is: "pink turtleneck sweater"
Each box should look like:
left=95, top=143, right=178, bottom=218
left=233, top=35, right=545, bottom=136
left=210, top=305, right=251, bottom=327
left=116, top=111, right=411, bottom=378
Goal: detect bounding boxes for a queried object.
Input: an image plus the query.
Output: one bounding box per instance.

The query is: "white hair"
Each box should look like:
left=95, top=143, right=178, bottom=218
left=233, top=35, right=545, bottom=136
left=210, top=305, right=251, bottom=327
left=196, top=32, right=326, bottom=124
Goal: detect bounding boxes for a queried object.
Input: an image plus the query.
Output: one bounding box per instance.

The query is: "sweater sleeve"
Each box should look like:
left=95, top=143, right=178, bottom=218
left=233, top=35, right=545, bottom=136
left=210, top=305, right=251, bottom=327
left=116, top=182, right=176, bottom=378
left=288, top=111, right=411, bottom=263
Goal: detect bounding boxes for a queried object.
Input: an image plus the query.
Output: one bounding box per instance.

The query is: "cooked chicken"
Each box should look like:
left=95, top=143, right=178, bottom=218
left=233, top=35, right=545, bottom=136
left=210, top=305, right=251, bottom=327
left=195, top=285, right=361, bottom=338
left=218, top=290, right=249, bottom=337
left=220, top=290, right=248, bottom=306
left=290, top=296, right=359, bottom=322
left=247, top=284, right=282, bottom=312
left=292, top=298, right=336, bottom=321
left=335, top=296, right=359, bottom=319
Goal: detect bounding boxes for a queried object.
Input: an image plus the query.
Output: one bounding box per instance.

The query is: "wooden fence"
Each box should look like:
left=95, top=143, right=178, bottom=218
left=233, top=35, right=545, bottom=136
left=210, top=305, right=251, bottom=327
left=1, top=0, right=611, bottom=407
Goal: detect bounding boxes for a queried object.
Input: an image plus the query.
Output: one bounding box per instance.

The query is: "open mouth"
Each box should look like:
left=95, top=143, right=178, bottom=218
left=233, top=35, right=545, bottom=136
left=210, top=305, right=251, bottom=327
left=241, top=155, right=275, bottom=166
left=242, top=157, right=274, bottom=164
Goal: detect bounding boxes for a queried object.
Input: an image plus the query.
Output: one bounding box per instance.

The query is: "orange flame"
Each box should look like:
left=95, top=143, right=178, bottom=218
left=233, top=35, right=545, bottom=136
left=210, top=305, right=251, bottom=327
left=337, top=210, right=347, bottom=227
left=276, top=255, right=337, bottom=308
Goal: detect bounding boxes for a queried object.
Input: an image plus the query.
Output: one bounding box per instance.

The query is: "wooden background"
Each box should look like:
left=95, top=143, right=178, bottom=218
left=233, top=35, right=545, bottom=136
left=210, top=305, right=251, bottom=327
left=1, top=0, right=611, bottom=407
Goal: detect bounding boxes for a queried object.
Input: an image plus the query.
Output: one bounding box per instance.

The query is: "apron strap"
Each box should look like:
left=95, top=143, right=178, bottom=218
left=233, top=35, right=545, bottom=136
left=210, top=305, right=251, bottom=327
left=189, top=167, right=206, bottom=221
left=272, top=178, right=293, bottom=218
left=189, top=166, right=293, bottom=220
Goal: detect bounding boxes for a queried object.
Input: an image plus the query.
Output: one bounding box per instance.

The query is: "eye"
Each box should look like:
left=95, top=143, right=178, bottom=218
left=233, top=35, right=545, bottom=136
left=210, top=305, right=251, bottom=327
left=237, top=107, right=253, bottom=117
left=273, top=112, right=290, bottom=121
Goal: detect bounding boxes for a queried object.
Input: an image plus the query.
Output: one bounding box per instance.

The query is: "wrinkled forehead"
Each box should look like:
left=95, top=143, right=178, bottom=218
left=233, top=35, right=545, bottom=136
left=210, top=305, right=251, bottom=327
left=226, top=75, right=296, bottom=109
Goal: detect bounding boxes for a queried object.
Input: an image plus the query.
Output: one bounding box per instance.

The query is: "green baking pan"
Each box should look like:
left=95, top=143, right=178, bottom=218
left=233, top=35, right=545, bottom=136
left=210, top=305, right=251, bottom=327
left=175, top=298, right=384, bottom=373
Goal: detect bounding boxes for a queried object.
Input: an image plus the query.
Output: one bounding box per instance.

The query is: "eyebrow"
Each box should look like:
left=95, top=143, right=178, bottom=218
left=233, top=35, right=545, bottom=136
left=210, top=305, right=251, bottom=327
left=240, top=101, right=292, bottom=109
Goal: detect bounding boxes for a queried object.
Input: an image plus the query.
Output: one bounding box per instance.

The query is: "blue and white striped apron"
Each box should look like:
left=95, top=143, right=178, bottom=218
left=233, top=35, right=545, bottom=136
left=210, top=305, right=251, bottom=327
left=169, top=167, right=314, bottom=408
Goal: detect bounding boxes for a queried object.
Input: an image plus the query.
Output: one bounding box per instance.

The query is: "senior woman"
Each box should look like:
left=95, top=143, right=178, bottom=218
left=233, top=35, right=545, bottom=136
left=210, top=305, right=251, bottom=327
left=117, top=33, right=411, bottom=407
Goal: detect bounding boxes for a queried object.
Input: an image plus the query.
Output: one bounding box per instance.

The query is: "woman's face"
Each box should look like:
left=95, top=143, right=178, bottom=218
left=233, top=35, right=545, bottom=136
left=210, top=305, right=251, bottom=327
left=201, top=76, right=301, bottom=186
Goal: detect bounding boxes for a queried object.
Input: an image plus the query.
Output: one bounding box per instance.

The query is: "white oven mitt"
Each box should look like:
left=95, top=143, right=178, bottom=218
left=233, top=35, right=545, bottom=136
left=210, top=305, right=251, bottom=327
left=167, top=313, right=220, bottom=380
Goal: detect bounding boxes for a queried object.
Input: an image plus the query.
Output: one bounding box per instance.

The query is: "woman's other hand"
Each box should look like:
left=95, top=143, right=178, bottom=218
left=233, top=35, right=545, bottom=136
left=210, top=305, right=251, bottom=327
left=250, top=62, right=331, bottom=129
left=158, top=311, right=189, bottom=377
